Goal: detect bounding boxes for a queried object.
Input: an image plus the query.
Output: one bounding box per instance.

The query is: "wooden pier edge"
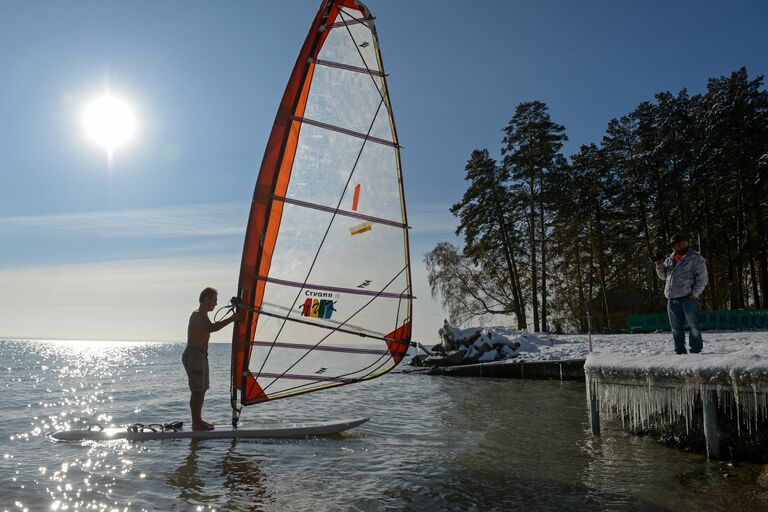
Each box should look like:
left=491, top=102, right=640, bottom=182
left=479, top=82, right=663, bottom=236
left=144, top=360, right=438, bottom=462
left=410, top=359, right=586, bottom=381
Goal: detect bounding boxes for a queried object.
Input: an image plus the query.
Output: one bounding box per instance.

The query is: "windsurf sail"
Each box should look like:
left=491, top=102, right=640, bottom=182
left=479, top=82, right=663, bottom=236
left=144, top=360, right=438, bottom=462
left=231, top=0, right=412, bottom=426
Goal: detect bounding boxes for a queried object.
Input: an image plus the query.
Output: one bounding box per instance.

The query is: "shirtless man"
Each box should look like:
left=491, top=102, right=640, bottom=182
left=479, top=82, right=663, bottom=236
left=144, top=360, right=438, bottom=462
left=183, top=287, right=240, bottom=431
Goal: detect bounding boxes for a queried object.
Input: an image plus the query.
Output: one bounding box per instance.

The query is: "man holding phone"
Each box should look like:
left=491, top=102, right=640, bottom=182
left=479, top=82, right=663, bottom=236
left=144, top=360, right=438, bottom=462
left=653, top=234, right=709, bottom=354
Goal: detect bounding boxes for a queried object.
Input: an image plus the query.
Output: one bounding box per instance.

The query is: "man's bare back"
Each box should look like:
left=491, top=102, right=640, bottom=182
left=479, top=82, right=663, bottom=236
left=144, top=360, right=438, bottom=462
left=186, top=299, right=239, bottom=351
left=187, top=310, right=215, bottom=352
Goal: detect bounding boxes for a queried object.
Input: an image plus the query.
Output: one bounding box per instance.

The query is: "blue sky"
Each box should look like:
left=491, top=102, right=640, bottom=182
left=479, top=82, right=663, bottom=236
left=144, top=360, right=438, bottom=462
left=1, top=0, right=766, bottom=342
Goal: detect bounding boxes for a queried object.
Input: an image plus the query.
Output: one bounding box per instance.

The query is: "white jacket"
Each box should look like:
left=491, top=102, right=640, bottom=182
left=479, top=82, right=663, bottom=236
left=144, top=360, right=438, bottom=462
left=656, top=249, right=708, bottom=299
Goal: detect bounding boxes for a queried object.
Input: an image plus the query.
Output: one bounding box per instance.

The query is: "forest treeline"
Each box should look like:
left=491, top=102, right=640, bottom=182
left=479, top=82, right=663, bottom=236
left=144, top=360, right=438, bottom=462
left=426, top=68, right=768, bottom=333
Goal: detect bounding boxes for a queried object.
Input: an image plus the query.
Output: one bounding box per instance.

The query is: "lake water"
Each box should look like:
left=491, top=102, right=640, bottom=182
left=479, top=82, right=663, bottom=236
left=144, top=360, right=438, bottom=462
left=2, top=339, right=767, bottom=511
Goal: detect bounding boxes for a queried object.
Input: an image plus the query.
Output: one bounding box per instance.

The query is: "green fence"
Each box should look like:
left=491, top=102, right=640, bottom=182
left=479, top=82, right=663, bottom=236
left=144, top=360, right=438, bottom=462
left=627, top=309, right=768, bottom=333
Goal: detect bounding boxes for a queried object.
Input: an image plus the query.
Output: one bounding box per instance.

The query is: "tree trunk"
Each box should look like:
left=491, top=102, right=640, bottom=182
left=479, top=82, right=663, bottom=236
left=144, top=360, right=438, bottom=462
left=749, top=258, right=761, bottom=309
left=591, top=204, right=611, bottom=330
left=510, top=249, right=527, bottom=328
left=736, top=174, right=746, bottom=309
left=702, top=180, right=716, bottom=308
left=754, top=201, right=768, bottom=309
left=540, top=168, right=548, bottom=332
left=596, top=239, right=611, bottom=330
left=727, top=243, right=738, bottom=309
left=574, top=236, right=586, bottom=333
left=529, top=173, right=539, bottom=331
left=491, top=189, right=527, bottom=329
left=587, top=235, right=595, bottom=332
left=638, top=198, right=659, bottom=299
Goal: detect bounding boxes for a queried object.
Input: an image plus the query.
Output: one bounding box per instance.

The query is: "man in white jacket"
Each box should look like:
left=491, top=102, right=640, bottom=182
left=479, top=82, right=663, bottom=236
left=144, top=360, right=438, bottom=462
left=654, top=234, right=709, bottom=354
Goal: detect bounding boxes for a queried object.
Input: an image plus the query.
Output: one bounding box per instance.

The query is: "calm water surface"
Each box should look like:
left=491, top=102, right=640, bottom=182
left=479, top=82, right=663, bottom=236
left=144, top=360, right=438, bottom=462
left=1, top=339, right=767, bottom=511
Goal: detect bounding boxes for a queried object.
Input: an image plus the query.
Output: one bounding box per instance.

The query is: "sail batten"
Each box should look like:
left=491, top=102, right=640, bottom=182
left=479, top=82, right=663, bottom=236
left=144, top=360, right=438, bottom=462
left=253, top=341, right=396, bottom=355
left=273, top=195, right=407, bottom=228
left=310, top=58, right=386, bottom=77
left=290, top=116, right=399, bottom=147
left=231, top=0, right=412, bottom=420
left=255, top=275, right=413, bottom=299
left=325, top=16, right=374, bottom=30
left=258, top=373, right=359, bottom=383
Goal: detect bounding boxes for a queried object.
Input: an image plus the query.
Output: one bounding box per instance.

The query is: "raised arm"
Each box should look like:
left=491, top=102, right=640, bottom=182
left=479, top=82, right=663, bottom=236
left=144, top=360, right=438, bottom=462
left=195, top=311, right=239, bottom=333
left=208, top=315, right=237, bottom=333
left=655, top=260, right=670, bottom=280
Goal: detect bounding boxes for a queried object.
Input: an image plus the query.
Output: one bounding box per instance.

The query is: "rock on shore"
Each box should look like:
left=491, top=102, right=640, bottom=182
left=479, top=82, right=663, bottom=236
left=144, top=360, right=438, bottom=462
left=411, top=320, right=528, bottom=367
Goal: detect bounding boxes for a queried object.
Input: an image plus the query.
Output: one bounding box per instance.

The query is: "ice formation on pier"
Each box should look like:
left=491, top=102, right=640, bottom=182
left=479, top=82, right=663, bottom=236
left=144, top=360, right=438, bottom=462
left=576, top=330, right=768, bottom=436
left=587, top=373, right=768, bottom=435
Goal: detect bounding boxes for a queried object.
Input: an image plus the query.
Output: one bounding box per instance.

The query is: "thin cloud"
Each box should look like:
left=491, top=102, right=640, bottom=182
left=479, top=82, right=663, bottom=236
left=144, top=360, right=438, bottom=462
left=407, top=202, right=458, bottom=235
left=0, top=201, right=459, bottom=238
left=0, top=203, right=249, bottom=238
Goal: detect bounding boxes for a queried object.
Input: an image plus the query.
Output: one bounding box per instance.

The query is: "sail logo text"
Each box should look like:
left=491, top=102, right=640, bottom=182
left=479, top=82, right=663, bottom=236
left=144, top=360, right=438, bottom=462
left=305, top=290, right=333, bottom=298
left=301, top=298, right=336, bottom=319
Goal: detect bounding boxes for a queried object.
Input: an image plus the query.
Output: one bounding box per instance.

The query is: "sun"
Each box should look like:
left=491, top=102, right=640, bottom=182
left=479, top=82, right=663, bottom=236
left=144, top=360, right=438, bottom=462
left=82, top=94, right=137, bottom=157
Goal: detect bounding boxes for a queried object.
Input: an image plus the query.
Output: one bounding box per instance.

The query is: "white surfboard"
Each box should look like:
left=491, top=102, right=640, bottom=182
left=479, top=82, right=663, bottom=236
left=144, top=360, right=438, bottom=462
left=52, top=417, right=369, bottom=442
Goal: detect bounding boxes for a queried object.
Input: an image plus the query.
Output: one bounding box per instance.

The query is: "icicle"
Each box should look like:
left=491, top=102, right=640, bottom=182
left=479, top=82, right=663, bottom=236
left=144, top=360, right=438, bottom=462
left=731, top=375, right=742, bottom=435
left=753, top=383, right=759, bottom=434
left=587, top=370, right=768, bottom=439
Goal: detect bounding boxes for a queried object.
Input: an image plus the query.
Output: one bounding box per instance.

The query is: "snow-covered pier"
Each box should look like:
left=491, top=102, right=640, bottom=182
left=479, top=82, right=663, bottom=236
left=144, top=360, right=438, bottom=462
left=584, top=331, right=768, bottom=460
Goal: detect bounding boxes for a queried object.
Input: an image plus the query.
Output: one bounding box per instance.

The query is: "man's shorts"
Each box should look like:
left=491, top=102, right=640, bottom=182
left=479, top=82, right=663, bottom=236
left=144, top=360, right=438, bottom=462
left=182, top=347, right=209, bottom=392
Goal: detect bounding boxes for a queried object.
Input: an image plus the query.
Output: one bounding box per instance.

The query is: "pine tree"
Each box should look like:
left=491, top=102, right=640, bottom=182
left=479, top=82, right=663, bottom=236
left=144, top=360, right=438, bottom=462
left=502, top=101, right=567, bottom=332
left=448, top=149, right=527, bottom=327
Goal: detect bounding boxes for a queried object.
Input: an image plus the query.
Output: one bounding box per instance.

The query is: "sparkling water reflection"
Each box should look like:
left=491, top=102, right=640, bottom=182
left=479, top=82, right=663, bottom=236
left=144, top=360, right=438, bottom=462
left=1, top=339, right=767, bottom=511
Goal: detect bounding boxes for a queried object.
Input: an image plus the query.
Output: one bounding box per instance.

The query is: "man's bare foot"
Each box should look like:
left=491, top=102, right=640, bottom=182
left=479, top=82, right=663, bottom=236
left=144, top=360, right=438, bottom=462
left=203, top=421, right=215, bottom=430
left=192, top=422, right=215, bottom=431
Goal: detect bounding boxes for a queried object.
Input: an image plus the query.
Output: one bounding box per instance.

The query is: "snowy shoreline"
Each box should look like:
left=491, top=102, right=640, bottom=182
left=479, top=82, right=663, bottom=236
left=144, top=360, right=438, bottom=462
left=429, top=323, right=768, bottom=376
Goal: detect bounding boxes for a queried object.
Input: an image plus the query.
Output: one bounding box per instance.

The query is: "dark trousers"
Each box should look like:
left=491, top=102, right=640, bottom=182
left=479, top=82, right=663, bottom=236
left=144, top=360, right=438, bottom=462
left=667, top=297, right=703, bottom=353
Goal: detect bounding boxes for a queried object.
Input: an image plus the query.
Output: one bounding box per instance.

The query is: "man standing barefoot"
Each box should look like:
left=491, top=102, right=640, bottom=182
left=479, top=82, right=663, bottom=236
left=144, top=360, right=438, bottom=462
left=183, top=287, right=239, bottom=431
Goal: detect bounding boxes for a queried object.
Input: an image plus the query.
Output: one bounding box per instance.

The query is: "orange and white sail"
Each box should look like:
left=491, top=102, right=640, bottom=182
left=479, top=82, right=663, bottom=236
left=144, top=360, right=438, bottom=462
left=231, top=0, right=412, bottom=421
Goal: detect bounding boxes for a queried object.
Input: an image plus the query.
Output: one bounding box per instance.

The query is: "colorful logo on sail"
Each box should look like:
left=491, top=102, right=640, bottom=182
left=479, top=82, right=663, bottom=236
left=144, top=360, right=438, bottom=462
left=301, top=291, right=336, bottom=319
